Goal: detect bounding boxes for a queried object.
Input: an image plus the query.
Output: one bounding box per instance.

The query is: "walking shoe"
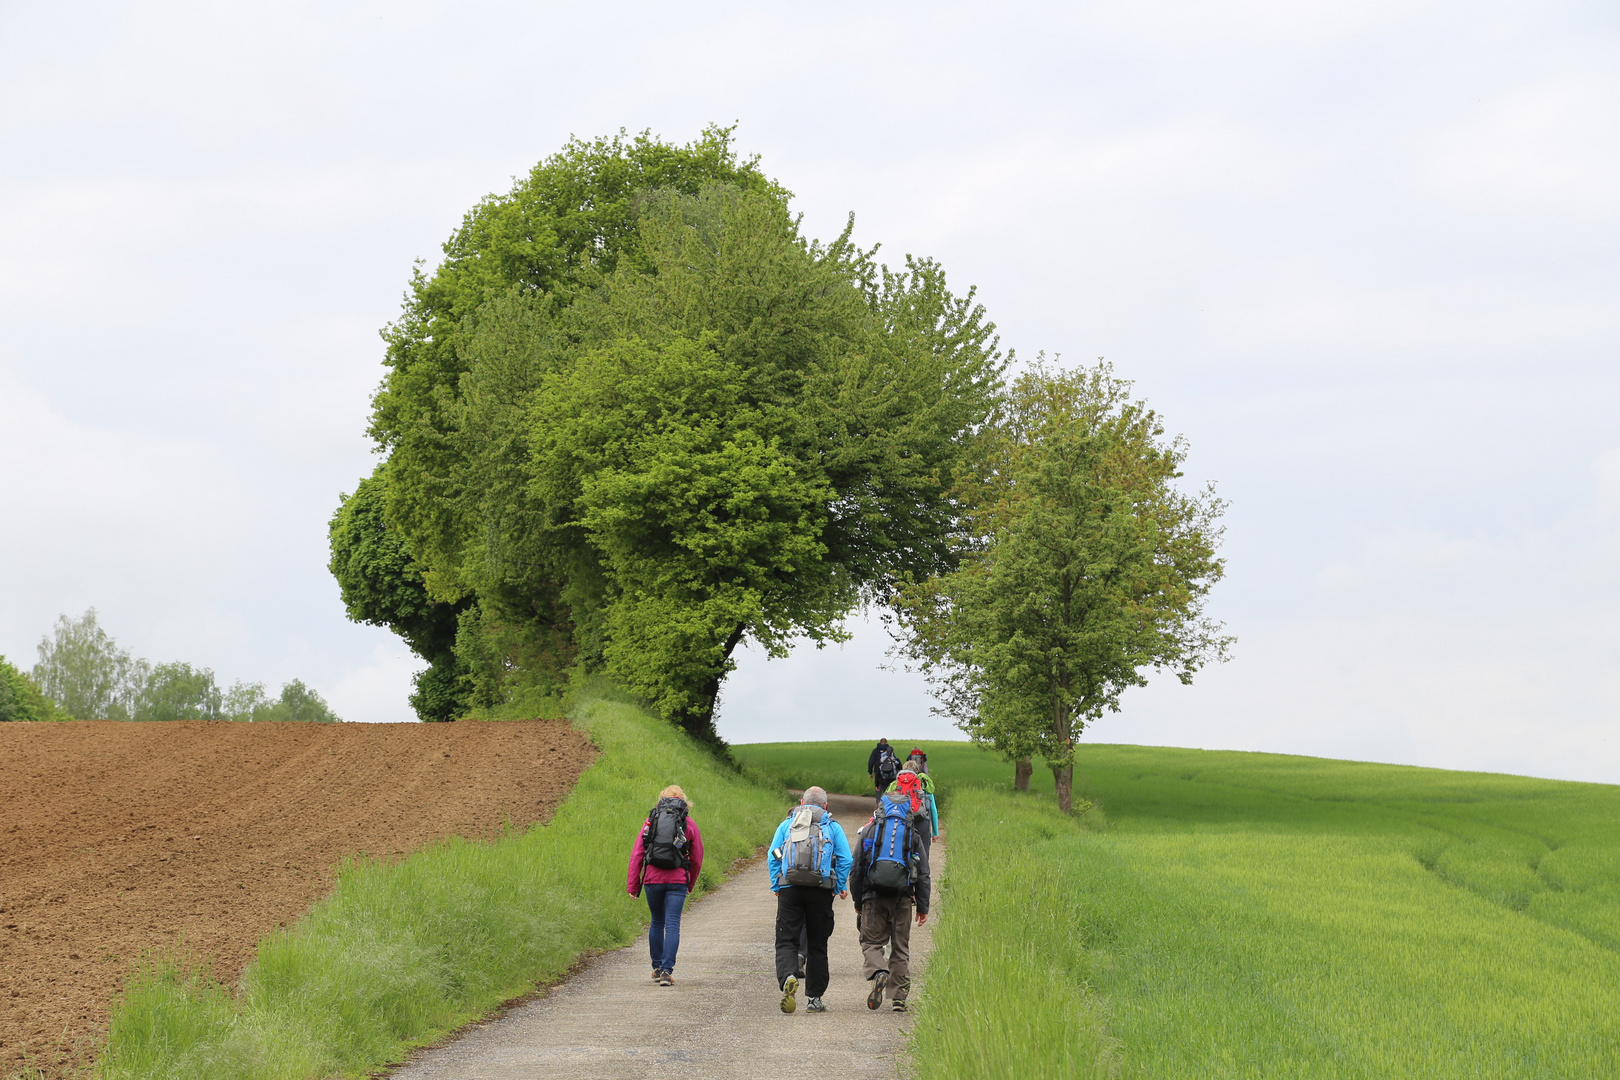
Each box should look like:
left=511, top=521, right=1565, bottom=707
left=797, top=952, right=807, bottom=979
left=651, top=968, right=662, bottom=981
left=806, top=996, right=826, bottom=1012
left=891, top=999, right=907, bottom=1012
left=779, top=975, right=798, bottom=1013
left=867, top=970, right=889, bottom=1010
left=658, top=970, right=673, bottom=986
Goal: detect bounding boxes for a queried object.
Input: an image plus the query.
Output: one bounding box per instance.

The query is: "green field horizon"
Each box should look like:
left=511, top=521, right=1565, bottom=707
left=735, top=738, right=1620, bottom=1078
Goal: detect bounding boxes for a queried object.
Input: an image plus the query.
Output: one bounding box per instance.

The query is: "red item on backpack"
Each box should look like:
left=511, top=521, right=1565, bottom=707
left=896, top=770, right=922, bottom=813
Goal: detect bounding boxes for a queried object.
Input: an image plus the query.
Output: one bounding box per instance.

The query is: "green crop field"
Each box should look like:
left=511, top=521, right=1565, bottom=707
left=734, top=739, right=1620, bottom=1079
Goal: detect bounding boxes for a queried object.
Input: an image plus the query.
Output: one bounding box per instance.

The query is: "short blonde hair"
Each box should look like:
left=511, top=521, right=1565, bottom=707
left=660, top=784, right=689, bottom=806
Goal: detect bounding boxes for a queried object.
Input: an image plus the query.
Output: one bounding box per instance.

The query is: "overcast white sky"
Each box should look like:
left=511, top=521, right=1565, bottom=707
left=2, top=1, right=1616, bottom=781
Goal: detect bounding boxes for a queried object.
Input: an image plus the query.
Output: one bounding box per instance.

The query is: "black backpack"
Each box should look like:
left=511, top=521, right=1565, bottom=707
left=875, top=748, right=900, bottom=787
left=643, top=797, right=690, bottom=870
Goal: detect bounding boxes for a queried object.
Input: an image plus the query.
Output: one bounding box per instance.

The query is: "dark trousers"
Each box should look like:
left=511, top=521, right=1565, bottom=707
left=775, top=885, right=835, bottom=997
left=645, top=883, right=688, bottom=972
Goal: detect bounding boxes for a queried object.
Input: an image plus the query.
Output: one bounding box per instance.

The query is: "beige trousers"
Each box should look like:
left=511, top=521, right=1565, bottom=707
left=859, top=893, right=914, bottom=1001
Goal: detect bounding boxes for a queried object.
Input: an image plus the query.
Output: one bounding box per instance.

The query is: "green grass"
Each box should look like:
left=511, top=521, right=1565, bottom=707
left=731, top=738, right=1024, bottom=800
left=735, top=739, right=1620, bottom=1079
left=99, top=691, right=788, bottom=1080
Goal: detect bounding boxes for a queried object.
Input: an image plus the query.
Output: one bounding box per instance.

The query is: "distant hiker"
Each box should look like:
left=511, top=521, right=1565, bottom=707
left=851, top=784, right=932, bottom=1012
left=869, top=739, right=901, bottom=799
left=907, top=747, right=928, bottom=774
left=627, top=784, right=704, bottom=986
left=768, top=786, right=852, bottom=1014
left=887, top=761, right=939, bottom=846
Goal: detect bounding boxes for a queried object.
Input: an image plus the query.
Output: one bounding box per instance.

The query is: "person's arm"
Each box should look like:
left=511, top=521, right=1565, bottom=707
left=685, top=818, right=704, bottom=889
left=627, top=821, right=648, bottom=897
left=867, top=746, right=880, bottom=775
left=831, top=823, right=854, bottom=896
left=848, top=824, right=868, bottom=909
left=766, top=818, right=789, bottom=890
left=912, top=823, right=932, bottom=918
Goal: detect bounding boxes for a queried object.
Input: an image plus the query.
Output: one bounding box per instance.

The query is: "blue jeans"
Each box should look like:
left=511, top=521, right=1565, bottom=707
left=645, top=882, right=689, bottom=973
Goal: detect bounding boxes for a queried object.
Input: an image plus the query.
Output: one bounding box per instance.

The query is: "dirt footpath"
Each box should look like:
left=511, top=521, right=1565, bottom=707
left=0, top=719, right=593, bottom=1076
left=390, top=793, right=944, bottom=1080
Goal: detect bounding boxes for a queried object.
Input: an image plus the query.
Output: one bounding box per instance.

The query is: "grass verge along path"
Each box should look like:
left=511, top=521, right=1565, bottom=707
left=735, top=739, right=1620, bottom=1079
left=99, top=695, right=785, bottom=1080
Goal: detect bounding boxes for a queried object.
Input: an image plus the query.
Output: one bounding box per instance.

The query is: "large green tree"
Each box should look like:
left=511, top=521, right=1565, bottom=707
left=336, top=129, right=1005, bottom=738
left=894, top=361, right=1231, bottom=811
left=328, top=467, right=469, bottom=721
left=333, top=127, right=783, bottom=723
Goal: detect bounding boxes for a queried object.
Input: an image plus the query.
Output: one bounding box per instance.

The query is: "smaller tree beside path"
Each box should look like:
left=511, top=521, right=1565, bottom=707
left=893, top=360, right=1231, bottom=812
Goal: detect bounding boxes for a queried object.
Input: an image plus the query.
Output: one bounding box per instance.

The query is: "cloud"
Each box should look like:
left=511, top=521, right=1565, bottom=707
left=1416, top=70, right=1620, bottom=225
left=2, top=0, right=1616, bottom=773
left=323, top=639, right=421, bottom=724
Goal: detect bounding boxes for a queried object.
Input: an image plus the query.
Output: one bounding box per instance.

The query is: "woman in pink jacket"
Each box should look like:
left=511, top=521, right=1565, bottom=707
left=626, top=784, right=705, bottom=985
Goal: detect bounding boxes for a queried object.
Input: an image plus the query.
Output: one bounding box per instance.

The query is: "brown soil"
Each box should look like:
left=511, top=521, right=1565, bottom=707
left=0, top=719, right=594, bottom=1077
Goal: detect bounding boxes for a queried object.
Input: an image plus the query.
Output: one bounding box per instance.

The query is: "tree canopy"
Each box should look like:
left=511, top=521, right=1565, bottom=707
left=893, top=361, right=1230, bottom=810
left=334, top=128, right=1005, bottom=738
left=0, top=655, right=67, bottom=722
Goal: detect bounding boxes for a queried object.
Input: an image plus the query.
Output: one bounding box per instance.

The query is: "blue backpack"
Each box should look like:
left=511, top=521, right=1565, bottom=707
left=864, top=796, right=913, bottom=895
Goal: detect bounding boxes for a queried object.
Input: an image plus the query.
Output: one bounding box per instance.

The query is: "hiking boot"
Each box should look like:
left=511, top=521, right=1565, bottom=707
left=658, top=970, right=673, bottom=986
left=806, top=996, right=826, bottom=1012
left=780, top=975, right=798, bottom=1013
left=651, top=969, right=662, bottom=981
left=891, top=999, right=907, bottom=1012
left=867, top=970, right=889, bottom=1010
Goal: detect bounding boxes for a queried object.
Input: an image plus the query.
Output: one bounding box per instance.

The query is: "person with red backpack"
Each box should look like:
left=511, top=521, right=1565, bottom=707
left=626, top=784, right=704, bottom=986
left=852, top=774, right=932, bottom=1011
left=890, top=761, right=939, bottom=847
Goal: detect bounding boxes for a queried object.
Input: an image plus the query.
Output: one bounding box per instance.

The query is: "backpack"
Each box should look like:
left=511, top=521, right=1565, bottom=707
left=643, top=797, right=690, bottom=870
left=781, top=804, right=833, bottom=888
left=864, top=796, right=914, bottom=895
left=875, top=748, right=900, bottom=787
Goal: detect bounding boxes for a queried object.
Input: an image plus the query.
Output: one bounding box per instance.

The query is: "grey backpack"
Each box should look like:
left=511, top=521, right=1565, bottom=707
left=781, top=805, right=831, bottom=887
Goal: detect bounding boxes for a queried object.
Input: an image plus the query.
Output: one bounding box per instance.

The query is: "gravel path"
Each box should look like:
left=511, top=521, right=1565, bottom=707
left=390, top=793, right=943, bottom=1079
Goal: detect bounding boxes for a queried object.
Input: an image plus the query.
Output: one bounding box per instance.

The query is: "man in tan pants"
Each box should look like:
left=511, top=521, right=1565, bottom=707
left=849, top=784, right=932, bottom=1012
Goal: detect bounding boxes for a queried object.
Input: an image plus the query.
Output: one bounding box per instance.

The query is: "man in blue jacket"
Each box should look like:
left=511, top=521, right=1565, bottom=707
left=768, top=786, right=853, bottom=1014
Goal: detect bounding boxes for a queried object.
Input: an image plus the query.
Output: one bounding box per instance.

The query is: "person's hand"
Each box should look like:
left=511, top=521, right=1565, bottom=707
left=839, top=889, right=849, bottom=899
left=915, top=912, right=928, bottom=925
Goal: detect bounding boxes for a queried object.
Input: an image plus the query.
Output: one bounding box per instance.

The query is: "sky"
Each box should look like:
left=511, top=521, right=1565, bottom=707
left=1, top=1, right=1616, bottom=781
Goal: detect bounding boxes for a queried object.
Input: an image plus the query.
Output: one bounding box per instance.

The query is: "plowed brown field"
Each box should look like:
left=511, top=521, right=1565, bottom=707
left=0, top=719, right=593, bottom=1077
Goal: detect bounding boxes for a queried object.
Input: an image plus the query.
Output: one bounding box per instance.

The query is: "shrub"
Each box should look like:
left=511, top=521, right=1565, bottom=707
left=0, top=655, right=69, bottom=722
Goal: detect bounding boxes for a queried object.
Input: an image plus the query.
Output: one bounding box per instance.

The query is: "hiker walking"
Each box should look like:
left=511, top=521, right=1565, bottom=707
left=888, top=761, right=939, bottom=846
left=627, top=784, right=704, bottom=986
left=907, top=747, right=929, bottom=774
left=852, top=779, right=932, bottom=1012
left=869, top=738, right=901, bottom=799
left=768, top=786, right=852, bottom=1014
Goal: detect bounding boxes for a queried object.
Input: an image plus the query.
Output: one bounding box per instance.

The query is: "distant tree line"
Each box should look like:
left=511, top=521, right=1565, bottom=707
left=0, top=609, right=339, bottom=723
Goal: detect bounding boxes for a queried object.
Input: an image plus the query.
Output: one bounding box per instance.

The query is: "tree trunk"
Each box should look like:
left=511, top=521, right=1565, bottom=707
left=1014, top=756, right=1033, bottom=792
left=678, top=622, right=749, bottom=748
left=1052, top=762, right=1074, bottom=814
